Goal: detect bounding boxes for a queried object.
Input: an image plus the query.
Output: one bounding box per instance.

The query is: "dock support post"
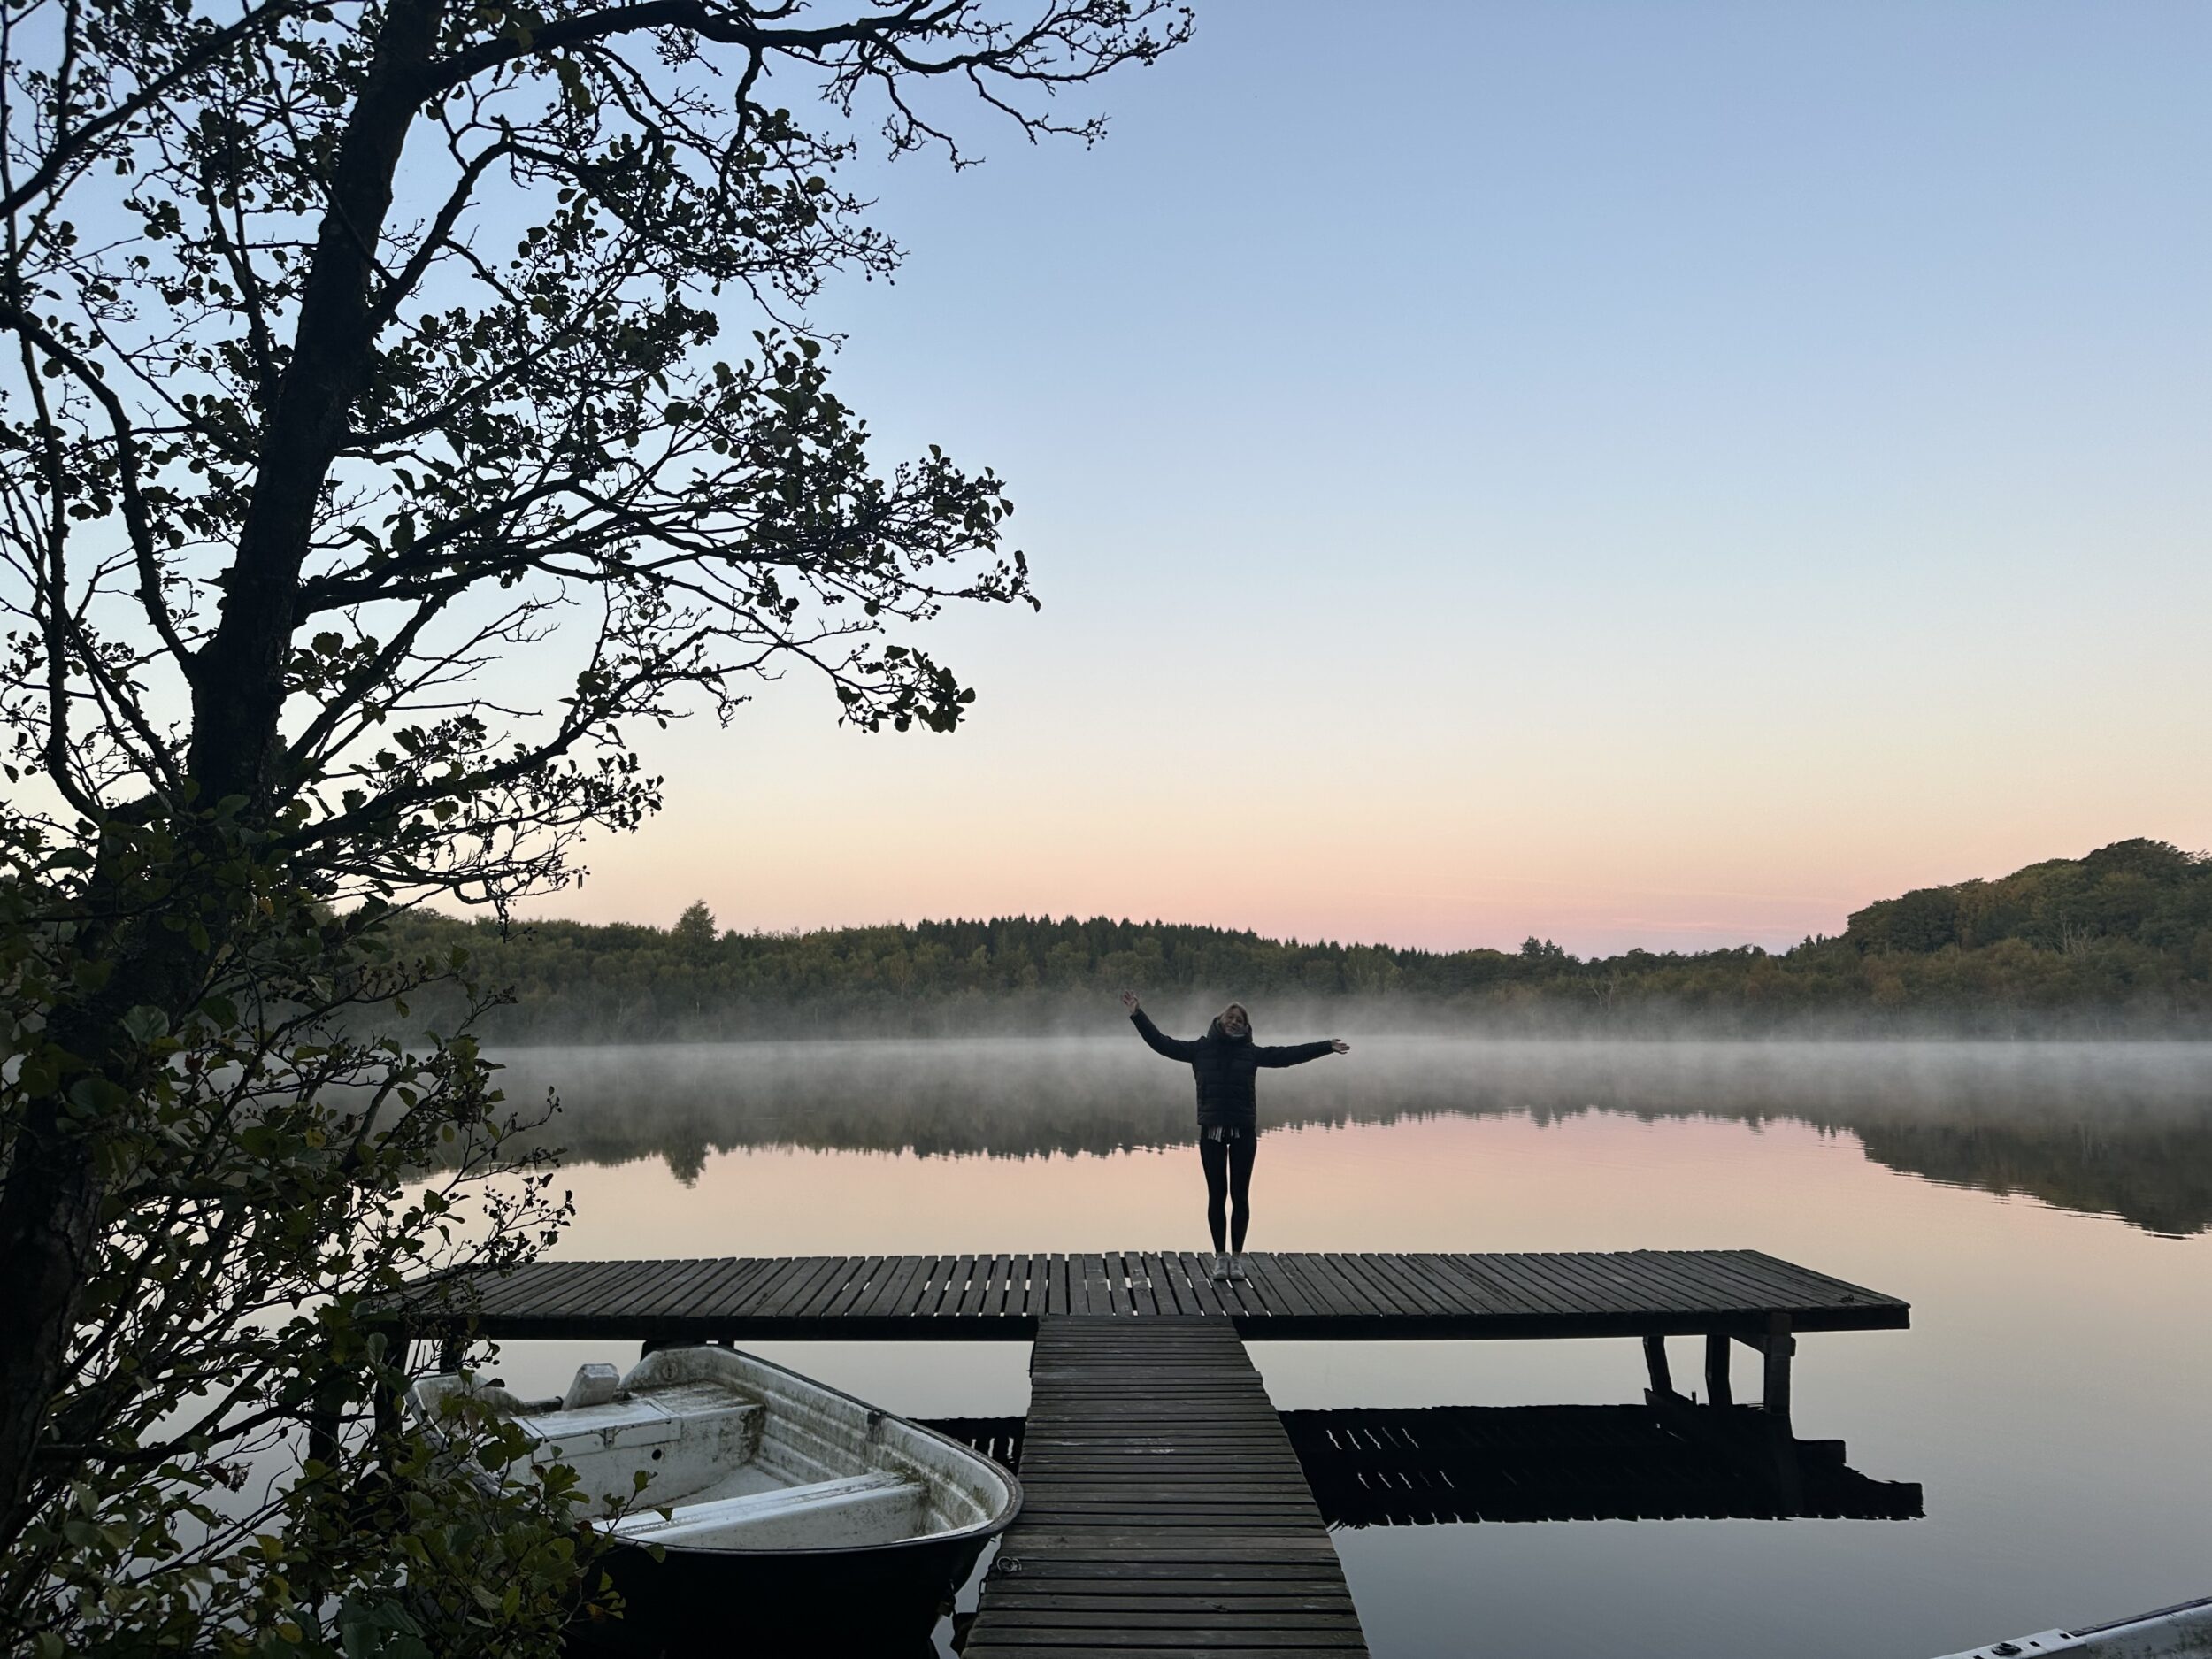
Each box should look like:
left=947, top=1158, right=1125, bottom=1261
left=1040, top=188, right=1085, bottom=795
left=1762, top=1313, right=1793, bottom=1419
left=1705, top=1333, right=1732, bottom=1408
left=1642, top=1333, right=1675, bottom=1397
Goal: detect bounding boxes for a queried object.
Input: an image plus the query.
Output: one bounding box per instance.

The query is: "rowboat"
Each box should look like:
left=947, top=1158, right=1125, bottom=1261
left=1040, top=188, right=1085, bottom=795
left=411, top=1344, right=1021, bottom=1654
left=1932, top=1594, right=2212, bottom=1658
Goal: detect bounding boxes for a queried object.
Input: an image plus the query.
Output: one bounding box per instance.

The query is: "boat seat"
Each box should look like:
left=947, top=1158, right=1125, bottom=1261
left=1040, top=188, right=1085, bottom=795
left=605, top=1471, right=928, bottom=1550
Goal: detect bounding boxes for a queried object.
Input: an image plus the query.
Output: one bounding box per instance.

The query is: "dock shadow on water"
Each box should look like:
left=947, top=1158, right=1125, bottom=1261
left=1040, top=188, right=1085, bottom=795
left=472, top=1036, right=2212, bottom=1659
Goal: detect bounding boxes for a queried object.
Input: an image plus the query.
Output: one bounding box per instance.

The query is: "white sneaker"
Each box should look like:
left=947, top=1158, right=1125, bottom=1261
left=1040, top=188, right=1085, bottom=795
left=1228, top=1255, right=1248, bottom=1282
left=1208, top=1253, right=1230, bottom=1281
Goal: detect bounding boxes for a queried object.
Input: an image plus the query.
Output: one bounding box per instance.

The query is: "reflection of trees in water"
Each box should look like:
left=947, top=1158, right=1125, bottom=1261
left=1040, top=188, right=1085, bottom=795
left=493, top=1040, right=2212, bottom=1236
left=1848, top=1118, right=2212, bottom=1239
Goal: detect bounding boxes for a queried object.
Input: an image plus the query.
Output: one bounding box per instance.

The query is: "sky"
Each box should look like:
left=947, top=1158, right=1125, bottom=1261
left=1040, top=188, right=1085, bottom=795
left=514, top=1, right=2212, bottom=956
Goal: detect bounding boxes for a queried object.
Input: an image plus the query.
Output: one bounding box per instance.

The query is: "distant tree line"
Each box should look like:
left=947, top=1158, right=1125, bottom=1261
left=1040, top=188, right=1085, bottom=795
left=380, top=840, right=2212, bottom=1040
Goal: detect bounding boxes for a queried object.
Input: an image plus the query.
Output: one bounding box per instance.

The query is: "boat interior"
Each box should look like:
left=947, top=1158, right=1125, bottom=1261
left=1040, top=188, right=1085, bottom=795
left=412, top=1346, right=1015, bottom=1552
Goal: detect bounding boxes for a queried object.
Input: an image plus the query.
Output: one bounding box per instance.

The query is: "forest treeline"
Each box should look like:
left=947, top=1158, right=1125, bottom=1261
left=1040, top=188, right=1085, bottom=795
left=383, top=839, right=2212, bottom=1040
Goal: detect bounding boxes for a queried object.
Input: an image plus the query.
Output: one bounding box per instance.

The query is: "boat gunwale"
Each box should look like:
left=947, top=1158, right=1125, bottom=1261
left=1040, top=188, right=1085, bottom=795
left=419, top=1341, right=1025, bottom=1562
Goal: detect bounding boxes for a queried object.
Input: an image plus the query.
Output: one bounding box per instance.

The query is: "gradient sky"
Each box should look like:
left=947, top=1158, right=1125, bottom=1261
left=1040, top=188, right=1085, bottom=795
left=514, top=1, right=2212, bottom=955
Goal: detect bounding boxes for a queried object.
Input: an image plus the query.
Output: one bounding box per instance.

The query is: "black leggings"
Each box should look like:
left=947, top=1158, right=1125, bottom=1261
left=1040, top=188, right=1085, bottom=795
left=1198, top=1133, right=1258, bottom=1254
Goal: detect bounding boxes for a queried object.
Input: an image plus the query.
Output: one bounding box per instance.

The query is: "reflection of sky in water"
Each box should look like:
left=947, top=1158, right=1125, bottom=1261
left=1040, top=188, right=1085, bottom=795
left=485, top=1041, right=2212, bottom=1659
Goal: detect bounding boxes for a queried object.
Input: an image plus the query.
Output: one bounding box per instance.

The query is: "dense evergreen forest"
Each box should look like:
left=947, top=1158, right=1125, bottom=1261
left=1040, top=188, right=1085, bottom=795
left=384, top=839, right=2212, bottom=1040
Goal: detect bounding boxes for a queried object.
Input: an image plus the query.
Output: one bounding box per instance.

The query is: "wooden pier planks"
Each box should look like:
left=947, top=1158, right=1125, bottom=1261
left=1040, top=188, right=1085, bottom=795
left=964, top=1317, right=1367, bottom=1658
left=427, top=1249, right=1908, bottom=1344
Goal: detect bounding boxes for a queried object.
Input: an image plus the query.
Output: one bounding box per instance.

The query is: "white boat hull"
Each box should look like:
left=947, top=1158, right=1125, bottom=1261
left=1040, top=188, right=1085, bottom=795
left=413, top=1344, right=1020, bottom=1654
left=1934, top=1596, right=2212, bottom=1659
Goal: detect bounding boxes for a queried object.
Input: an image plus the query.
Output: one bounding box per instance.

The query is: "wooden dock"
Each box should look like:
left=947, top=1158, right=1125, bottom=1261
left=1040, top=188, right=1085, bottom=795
left=426, top=1248, right=1904, bottom=1348
left=397, top=1250, right=1909, bottom=1655
left=964, top=1317, right=1366, bottom=1656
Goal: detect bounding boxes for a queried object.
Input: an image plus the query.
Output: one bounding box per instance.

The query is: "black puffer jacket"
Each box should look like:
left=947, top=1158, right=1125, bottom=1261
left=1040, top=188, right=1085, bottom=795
left=1130, top=1008, right=1335, bottom=1131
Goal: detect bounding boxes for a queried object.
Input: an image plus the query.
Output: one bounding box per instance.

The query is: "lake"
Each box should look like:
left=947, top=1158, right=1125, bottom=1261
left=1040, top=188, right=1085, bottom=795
left=479, top=1036, right=2212, bottom=1658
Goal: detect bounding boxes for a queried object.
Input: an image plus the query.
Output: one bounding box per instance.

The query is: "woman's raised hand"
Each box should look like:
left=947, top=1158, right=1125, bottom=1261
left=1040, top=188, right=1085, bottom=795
left=1120, top=989, right=1141, bottom=1015
left=1329, top=1039, right=1350, bottom=1055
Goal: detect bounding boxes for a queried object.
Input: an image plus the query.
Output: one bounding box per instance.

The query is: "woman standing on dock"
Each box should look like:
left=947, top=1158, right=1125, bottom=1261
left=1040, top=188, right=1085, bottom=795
left=1120, top=992, right=1349, bottom=1282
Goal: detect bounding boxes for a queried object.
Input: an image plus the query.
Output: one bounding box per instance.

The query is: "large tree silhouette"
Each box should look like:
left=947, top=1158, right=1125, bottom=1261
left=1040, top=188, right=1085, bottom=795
left=0, top=0, right=1188, bottom=1646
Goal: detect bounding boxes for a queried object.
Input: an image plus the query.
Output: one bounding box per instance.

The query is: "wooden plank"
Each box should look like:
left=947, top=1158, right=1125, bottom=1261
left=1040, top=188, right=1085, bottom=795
left=697, top=1255, right=793, bottom=1319
left=957, top=1255, right=998, bottom=1318
left=1342, top=1252, right=1450, bottom=1318
left=1093, top=1251, right=1120, bottom=1317
left=1317, top=1252, right=1417, bottom=1318
left=1632, top=1248, right=1794, bottom=1315
left=628, top=1254, right=726, bottom=1317
left=818, top=1254, right=883, bottom=1319
left=1378, top=1249, right=1495, bottom=1317
left=482, top=1259, right=593, bottom=1318
left=1741, top=1248, right=1906, bottom=1310
left=1683, top=1248, right=1845, bottom=1314
left=1274, top=1251, right=1366, bottom=1318
left=1470, top=1252, right=1584, bottom=1318
left=1173, top=1251, right=1232, bottom=1319
left=1125, top=1251, right=1160, bottom=1318
left=852, top=1253, right=925, bottom=1319
left=1525, top=1251, right=1652, bottom=1317
left=1437, top=1252, right=1568, bottom=1317
left=1609, top=1250, right=1754, bottom=1317
left=1053, top=1256, right=1079, bottom=1327
left=1136, top=1251, right=1172, bottom=1317
left=970, top=1316, right=1365, bottom=1656
left=940, top=1254, right=975, bottom=1319
left=1596, top=1250, right=1728, bottom=1313
left=778, top=1255, right=861, bottom=1320
left=1237, top=1252, right=1312, bottom=1318
left=531, top=1258, right=640, bottom=1318
left=665, top=1256, right=764, bottom=1320
left=708, top=1256, right=796, bottom=1327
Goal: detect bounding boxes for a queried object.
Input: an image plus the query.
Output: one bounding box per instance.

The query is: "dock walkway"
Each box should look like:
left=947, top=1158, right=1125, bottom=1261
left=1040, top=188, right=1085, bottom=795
left=964, top=1317, right=1365, bottom=1657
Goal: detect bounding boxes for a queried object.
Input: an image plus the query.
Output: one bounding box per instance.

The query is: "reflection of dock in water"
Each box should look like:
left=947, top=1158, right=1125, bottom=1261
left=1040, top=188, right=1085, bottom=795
left=401, top=1248, right=1914, bottom=1657
left=928, top=1401, right=1923, bottom=1526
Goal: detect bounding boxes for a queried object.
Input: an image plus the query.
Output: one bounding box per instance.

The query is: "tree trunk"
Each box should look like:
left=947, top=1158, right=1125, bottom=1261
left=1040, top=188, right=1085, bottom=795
left=0, top=1094, right=103, bottom=1550
left=0, top=858, right=219, bottom=1554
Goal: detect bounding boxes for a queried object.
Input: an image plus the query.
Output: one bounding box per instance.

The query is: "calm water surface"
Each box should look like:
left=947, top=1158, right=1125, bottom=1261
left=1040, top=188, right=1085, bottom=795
left=483, top=1038, right=2212, bottom=1659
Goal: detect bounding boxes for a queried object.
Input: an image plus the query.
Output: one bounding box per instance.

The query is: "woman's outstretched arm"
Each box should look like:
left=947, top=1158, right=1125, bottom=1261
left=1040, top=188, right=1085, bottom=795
left=1121, top=991, right=1202, bottom=1061
left=1255, top=1037, right=1351, bottom=1067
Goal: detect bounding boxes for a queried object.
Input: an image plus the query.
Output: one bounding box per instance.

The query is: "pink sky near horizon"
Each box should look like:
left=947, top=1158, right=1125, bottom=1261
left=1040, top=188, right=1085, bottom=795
left=503, top=664, right=2211, bottom=956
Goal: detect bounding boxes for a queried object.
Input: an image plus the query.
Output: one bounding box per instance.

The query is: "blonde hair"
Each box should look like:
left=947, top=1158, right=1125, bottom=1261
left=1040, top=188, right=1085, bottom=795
left=1219, top=1002, right=1250, bottom=1030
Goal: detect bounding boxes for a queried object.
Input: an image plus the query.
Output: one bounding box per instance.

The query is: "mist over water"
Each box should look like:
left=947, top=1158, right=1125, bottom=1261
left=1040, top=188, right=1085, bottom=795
left=495, top=1034, right=2212, bottom=1235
